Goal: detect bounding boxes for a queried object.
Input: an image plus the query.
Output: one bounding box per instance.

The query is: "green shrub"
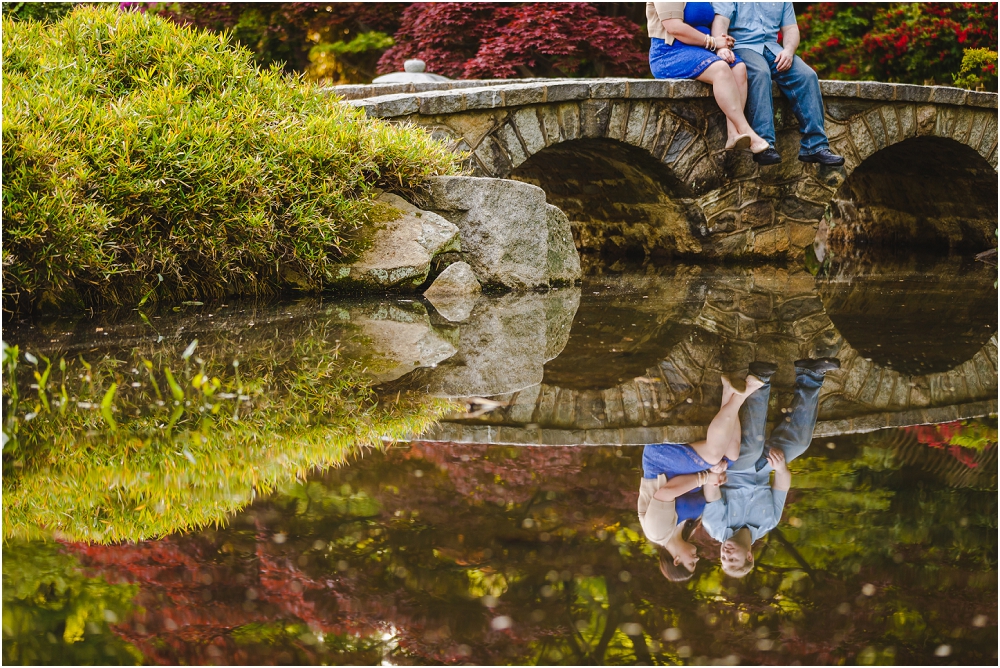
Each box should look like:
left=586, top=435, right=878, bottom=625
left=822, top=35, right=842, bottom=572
left=953, top=47, right=999, bottom=91
left=2, top=6, right=458, bottom=313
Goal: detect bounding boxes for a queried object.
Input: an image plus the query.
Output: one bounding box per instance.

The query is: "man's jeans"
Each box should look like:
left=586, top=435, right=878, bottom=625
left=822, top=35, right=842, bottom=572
left=730, top=368, right=825, bottom=472
left=735, top=48, right=829, bottom=156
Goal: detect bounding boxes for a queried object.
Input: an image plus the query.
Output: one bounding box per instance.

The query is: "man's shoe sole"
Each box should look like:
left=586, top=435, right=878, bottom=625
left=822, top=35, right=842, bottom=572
left=798, top=154, right=845, bottom=166
left=794, top=357, right=842, bottom=375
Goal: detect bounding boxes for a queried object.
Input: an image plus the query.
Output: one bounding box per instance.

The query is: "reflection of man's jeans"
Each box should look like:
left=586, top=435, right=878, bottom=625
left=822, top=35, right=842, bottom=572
left=730, top=368, right=825, bottom=472
left=735, top=48, right=829, bottom=156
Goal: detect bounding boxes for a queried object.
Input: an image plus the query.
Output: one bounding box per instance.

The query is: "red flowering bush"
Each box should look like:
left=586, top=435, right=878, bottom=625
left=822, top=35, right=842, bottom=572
left=798, top=2, right=998, bottom=88
left=379, top=3, right=648, bottom=79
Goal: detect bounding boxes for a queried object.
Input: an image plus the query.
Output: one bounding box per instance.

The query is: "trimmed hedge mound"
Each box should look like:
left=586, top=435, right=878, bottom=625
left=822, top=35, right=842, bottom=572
left=2, top=6, right=457, bottom=312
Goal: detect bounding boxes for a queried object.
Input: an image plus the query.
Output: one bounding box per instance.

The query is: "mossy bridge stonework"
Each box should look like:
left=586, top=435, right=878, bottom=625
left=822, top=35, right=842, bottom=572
left=336, top=78, right=998, bottom=260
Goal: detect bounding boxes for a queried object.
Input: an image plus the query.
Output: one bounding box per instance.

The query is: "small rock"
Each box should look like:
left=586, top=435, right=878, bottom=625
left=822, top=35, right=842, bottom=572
left=424, top=262, right=481, bottom=297
left=424, top=262, right=481, bottom=322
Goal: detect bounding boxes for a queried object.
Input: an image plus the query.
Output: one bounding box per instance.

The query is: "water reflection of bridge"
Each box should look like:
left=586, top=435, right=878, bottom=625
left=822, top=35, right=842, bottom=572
left=411, top=262, right=997, bottom=446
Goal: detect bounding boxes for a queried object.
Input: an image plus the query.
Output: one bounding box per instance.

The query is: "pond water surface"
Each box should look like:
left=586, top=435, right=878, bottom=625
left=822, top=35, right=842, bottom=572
left=2, top=257, right=997, bottom=666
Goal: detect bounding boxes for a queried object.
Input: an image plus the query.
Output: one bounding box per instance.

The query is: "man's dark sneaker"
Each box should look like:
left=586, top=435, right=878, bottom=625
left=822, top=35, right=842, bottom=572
left=798, top=149, right=845, bottom=166
left=753, top=148, right=782, bottom=165
left=748, top=361, right=779, bottom=383
left=794, top=357, right=842, bottom=376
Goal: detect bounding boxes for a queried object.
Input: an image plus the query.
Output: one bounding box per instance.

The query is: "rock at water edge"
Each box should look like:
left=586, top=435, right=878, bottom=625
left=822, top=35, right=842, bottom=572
left=328, top=192, right=460, bottom=291
left=425, top=176, right=550, bottom=290
left=424, top=261, right=482, bottom=323
left=545, top=204, right=582, bottom=285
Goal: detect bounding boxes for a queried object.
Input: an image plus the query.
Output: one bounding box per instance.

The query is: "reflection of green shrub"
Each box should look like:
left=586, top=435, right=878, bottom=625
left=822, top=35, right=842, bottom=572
left=2, top=335, right=453, bottom=544
left=2, top=541, right=141, bottom=665
left=2, top=6, right=457, bottom=312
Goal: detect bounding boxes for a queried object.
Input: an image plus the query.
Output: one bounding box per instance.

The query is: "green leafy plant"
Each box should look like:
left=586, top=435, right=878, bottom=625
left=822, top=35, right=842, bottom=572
left=2, top=6, right=458, bottom=313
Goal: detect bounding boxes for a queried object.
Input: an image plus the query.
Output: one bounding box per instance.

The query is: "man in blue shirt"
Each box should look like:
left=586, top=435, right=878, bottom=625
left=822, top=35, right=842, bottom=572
left=711, top=3, right=844, bottom=167
left=702, top=357, right=840, bottom=577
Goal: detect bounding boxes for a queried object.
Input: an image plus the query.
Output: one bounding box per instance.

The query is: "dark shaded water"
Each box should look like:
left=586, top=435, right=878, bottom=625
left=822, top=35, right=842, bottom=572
left=2, top=258, right=997, bottom=665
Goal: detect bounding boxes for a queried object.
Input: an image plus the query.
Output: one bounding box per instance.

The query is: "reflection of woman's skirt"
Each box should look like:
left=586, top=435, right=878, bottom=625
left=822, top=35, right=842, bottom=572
left=643, top=442, right=718, bottom=522
left=642, top=442, right=713, bottom=479
left=648, top=36, right=743, bottom=79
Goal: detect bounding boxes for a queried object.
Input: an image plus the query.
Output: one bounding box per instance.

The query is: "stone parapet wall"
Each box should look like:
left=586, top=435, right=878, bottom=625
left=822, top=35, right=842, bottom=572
left=333, top=78, right=999, bottom=114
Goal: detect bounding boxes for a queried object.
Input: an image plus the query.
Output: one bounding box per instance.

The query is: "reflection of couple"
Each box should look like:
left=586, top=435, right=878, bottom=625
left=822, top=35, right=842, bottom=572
left=637, top=358, right=840, bottom=580
left=646, top=2, right=845, bottom=166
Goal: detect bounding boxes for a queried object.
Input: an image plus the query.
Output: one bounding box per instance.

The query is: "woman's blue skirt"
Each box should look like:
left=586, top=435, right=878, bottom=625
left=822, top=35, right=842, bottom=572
left=649, top=36, right=743, bottom=80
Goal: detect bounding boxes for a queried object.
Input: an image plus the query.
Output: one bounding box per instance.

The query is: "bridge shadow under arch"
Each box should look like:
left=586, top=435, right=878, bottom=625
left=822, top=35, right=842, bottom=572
left=510, top=137, right=708, bottom=261
left=826, top=135, right=998, bottom=254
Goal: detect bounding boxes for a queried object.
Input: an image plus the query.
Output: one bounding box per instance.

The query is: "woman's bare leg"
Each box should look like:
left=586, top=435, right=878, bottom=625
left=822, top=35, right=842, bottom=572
left=733, top=62, right=749, bottom=111
left=719, top=376, right=744, bottom=462
left=697, top=61, right=769, bottom=152
left=691, top=376, right=764, bottom=464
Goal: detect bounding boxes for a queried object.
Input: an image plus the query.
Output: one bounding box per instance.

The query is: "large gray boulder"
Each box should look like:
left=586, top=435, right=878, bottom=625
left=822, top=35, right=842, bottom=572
left=423, top=287, right=581, bottom=398
left=328, top=192, right=460, bottom=291
left=424, top=176, right=581, bottom=290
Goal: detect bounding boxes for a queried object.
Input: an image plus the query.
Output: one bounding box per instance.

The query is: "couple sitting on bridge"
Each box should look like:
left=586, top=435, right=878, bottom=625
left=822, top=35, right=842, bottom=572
left=637, top=357, right=840, bottom=581
left=647, top=1, right=845, bottom=167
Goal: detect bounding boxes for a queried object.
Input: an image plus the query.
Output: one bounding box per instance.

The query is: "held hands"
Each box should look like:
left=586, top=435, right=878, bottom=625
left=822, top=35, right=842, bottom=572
left=715, top=35, right=736, bottom=63
left=774, top=48, right=795, bottom=72
left=710, top=460, right=729, bottom=474
left=706, top=470, right=727, bottom=487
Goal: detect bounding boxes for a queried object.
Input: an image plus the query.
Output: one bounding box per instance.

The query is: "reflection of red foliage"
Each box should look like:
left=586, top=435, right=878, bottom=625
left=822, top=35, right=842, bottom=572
left=903, top=421, right=990, bottom=469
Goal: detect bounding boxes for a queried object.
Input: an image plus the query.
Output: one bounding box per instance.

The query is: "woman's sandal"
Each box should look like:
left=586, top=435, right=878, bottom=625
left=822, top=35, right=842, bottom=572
left=725, top=134, right=752, bottom=151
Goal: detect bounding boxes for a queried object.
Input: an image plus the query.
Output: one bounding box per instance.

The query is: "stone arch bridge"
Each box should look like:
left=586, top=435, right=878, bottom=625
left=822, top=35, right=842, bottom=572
left=336, top=78, right=997, bottom=260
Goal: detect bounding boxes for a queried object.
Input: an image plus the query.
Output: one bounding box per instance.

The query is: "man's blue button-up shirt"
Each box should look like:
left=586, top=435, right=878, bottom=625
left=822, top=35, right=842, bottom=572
left=701, top=467, right=788, bottom=543
left=712, top=2, right=797, bottom=57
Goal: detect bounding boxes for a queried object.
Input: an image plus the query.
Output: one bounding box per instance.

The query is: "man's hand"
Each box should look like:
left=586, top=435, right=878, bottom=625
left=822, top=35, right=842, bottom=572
left=774, top=48, right=794, bottom=72
left=767, top=448, right=791, bottom=491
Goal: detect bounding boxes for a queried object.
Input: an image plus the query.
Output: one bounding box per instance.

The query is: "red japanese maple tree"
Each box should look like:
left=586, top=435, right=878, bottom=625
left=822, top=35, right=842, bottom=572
left=378, top=3, right=648, bottom=79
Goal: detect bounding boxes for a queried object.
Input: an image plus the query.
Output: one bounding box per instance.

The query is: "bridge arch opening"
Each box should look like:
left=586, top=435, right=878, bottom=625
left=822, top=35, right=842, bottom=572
left=828, top=136, right=997, bottom=254
left=509, top=138, right=707, bottom=262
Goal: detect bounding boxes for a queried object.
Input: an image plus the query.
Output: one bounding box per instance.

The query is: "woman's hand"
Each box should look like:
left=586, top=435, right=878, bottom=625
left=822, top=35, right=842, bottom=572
left=710, top=460, right=728, bottom=474
left=716, top=47, right=736, bottom=64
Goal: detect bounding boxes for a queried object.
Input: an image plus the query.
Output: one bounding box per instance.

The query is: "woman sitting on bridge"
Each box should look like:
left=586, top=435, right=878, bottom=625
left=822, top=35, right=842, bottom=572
left=638, top=373, right=764, bottom=581
left=646, top=2, right=769, bottom=154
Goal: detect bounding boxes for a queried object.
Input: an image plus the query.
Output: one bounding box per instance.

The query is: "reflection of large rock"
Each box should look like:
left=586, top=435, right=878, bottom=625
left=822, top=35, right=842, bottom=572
left=425, top=288, right=581, bottom=397
left=329, top=193, right=460, bottom=291
left=343, top=302, right=457, bottom=383
left=425, top=176, right=581, bottom=290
